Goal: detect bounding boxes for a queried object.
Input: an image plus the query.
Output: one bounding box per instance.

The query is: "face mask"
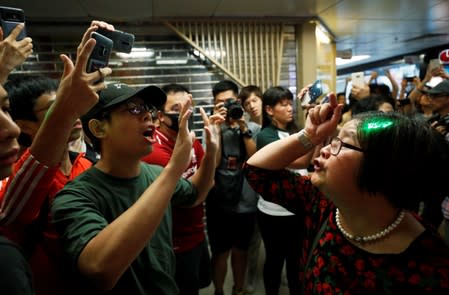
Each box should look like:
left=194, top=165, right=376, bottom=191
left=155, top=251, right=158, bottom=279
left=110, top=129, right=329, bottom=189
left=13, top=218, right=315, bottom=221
left=164, top=112, right=180, bottom=132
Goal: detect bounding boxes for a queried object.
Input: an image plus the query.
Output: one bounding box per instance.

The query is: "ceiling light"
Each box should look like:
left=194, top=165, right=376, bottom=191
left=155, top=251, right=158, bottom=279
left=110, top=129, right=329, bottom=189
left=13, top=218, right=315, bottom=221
left=315, top=26, right=331, bottom=44
left=116, top=47, right=154, bottom=58
left=336, top=55, right=371, bottom=66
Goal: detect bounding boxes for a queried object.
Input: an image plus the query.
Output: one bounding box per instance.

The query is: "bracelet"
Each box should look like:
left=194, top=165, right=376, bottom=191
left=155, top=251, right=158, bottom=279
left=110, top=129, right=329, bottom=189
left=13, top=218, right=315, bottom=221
left=297, top=130, right=315, bottom=150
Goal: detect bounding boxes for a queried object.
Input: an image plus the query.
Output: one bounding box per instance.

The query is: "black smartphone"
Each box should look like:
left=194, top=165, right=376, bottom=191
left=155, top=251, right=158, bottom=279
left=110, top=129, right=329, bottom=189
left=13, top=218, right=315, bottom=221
left=0, top=6, right=26, bottom=40
left=302, top=80, right=323, bottom=106
left=87, top=32, right=113, bottom=74
left=96, top=28, right=135, bottom=53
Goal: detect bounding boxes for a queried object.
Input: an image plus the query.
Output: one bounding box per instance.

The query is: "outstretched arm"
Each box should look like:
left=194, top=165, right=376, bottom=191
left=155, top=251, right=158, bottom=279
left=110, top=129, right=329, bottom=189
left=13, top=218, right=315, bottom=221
left=75, top=100, right=196, bottom=291
left=188, top=108, right=223, bottom=206
left=247, top=93, right=343, bottom=170
left=30, top=21, right=113, bottom=167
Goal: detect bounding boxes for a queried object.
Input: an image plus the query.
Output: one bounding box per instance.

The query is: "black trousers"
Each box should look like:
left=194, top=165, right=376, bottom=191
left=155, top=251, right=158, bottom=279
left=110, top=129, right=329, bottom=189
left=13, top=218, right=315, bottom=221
left=257, top=210, right=303, bottom=295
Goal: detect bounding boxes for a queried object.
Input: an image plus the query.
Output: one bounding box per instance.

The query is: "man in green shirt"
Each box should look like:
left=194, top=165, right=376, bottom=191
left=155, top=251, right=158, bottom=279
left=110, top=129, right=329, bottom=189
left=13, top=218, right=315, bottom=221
left=49, top=66, right=219, bottom=295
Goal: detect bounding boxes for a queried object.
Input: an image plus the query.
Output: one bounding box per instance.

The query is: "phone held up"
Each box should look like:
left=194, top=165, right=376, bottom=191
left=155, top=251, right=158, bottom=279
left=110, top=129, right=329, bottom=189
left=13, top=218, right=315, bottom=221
left=351, top=72, right=365, bottom=88
left=96, top=28, right=135, bottom=54
left=87, top=32, right=113, bottom=84
left=0, top=6, right=26, bottom=40
left=302, top=79, right=324, bottom=106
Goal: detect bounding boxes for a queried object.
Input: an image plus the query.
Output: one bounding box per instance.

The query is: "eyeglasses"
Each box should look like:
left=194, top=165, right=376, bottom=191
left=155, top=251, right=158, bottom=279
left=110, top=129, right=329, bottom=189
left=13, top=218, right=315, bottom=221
left=126, top=101, right=156, bottom=116
left=329, top=136, right=364, bottom=156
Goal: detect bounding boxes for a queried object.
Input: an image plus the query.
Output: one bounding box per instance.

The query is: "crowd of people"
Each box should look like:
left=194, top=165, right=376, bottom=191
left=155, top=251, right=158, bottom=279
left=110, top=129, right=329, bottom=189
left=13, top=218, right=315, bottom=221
left=0, top=17, right=448, bottom=295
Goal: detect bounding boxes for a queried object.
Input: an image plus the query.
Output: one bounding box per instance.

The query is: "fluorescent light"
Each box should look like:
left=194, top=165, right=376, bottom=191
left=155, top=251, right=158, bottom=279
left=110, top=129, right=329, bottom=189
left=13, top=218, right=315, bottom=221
left=336, top=55, right=371, bottom=66
left=315, top=26, right=330, bottom=44
left=155, top=59, right=188, bottom=65
left=116, top=47, right=154, bottom=58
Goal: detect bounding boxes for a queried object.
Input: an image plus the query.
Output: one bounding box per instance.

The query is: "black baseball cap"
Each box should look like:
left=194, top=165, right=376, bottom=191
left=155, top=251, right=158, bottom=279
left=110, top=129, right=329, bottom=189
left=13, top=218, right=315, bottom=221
left=424, top=79, right=449, bottom=96
left=81, top=82, right=166, bottom=125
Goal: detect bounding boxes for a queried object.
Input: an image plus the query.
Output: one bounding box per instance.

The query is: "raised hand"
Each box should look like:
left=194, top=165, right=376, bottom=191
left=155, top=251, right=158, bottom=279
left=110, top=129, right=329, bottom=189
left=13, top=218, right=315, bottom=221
left=170, top=99, right=195, bottom=174
left=304, top=93, right=343, bottom=144
left=0, top=24, right=33, bottom=83
left=54, top=23, right=112, bottom=119
left=200, top=107, right=223, bottom=155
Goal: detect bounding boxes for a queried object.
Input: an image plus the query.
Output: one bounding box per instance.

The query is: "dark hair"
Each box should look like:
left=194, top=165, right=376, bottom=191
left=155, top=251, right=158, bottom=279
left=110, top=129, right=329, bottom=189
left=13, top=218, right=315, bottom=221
left=238, top=85, right=262, bottom=105
left=212, top=80, right=238, bottom=99
left=261, top=86, right=297, bottom=131
left=5, top=74, right=58, bottom=121
left=160, top=83, right=190, bottom=111
left=5, top=75, right=58, bottom=146
left=352, top=95, right=395, bottom=116
left=162, top=83, right=190, bottom=95
left=369, top=83, right=391, bottom=98
left=353, top=111, right=449, bottom=210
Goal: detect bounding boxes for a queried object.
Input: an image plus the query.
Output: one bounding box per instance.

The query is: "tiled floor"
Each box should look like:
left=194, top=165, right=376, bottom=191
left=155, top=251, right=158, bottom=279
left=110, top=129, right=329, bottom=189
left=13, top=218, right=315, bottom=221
left=199, top=243, right=290, bottom=295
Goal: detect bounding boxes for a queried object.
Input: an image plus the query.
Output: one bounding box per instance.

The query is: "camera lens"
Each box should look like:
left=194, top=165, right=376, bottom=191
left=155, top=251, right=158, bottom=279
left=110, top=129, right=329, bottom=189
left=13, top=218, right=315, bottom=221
left=229, top=105, right=244, bottom=119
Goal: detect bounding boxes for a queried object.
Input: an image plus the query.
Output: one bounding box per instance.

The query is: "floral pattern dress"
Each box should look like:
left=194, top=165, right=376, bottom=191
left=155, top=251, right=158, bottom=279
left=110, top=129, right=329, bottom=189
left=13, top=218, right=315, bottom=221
left=244, top=164, right=449, bottom=294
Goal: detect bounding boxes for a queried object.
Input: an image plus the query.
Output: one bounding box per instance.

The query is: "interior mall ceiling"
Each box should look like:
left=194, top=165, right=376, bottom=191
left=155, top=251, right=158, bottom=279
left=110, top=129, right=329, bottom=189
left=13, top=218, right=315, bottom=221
left=3, top=0, right=449, bottom=71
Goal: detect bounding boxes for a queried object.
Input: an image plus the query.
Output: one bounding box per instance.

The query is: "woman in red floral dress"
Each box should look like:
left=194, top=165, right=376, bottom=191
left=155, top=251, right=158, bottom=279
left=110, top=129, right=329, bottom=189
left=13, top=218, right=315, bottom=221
left=244, top=93, right=449, bottom=294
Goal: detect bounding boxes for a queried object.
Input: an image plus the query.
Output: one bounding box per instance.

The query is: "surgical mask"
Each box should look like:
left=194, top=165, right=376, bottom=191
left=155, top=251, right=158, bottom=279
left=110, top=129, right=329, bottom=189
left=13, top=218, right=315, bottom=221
left=164, top=112, right=180, bottom=132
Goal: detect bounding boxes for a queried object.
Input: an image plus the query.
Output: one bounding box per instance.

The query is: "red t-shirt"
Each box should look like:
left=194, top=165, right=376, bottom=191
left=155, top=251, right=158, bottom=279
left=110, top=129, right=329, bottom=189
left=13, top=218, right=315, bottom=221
left=142, top=128, right=206, bottom=253
left=0, top=149, right=92, bottom=295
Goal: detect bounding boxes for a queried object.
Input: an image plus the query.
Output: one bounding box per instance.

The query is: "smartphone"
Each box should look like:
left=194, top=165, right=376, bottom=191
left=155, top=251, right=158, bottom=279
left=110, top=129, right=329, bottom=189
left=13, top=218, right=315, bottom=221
left=302, top=80, right=323, bottom=106
left=351, top=72, right=365, bottom=88
left=96, top=28, right=135, bottom=53
left=0, top=6, right=26, bottom=40
left=87, top=32, right=113, bottom=74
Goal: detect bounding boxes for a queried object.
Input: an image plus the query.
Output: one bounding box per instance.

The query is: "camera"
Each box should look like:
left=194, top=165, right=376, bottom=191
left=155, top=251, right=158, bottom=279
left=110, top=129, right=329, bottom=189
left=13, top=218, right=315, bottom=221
left=224, top=99, right=244, bottom=119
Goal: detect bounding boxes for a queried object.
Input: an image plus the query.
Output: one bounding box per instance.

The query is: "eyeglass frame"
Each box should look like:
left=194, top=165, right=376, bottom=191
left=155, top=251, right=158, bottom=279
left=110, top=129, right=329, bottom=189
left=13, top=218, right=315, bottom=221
left=99, top=101, right=157, bottom=122
left=328, top=136, right=364, bottom=156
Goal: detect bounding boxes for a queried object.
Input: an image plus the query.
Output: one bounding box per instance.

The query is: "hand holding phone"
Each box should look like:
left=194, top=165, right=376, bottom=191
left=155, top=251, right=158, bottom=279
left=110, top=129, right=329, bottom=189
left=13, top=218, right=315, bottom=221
left=87, top=32, right=113, bottom=84
left=0, top=6, right=26, bottom=40
left=351, top=72, right=365, bottom=88
left=302, top=80, right=323, bottom=106
left=96, top=28, right=135, bottom=53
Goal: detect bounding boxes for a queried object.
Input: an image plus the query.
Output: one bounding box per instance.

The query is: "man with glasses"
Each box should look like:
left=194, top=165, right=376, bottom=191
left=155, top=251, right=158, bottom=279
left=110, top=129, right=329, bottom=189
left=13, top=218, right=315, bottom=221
left=425, top=79, right=449, bottom=140
left=50, top=82, right=220, bottom=294
left=424, top=79, right=449, bottom=247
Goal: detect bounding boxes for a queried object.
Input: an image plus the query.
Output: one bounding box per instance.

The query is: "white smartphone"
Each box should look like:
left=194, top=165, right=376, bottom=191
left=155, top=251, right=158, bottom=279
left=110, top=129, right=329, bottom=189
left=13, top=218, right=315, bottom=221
left=351, top=72, right=365, bottom=88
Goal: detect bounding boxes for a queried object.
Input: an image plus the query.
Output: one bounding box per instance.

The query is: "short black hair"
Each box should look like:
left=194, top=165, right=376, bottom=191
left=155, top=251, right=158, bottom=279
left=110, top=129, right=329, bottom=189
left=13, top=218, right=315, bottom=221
left=160, top=83, right=190, bottom=111
left=352, top=95, right=395, bottom=116
left=261, top=86, right=297, bottom=131
left=212, top=80, right=238, bottom=99
left=238, top=85, right=262, bottom=105
left=5, top=74, right=58, bottom=122
left=353, top=111, right=449, bottom=210
left=5, top=75, right=58, bottom=147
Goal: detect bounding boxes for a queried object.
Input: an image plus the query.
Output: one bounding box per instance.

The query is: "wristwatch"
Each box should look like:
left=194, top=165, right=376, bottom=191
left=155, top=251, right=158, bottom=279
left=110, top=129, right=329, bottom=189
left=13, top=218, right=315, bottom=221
left=297, top=129, right=314, bottom=150
left=241, top=129, right=253, bottom=138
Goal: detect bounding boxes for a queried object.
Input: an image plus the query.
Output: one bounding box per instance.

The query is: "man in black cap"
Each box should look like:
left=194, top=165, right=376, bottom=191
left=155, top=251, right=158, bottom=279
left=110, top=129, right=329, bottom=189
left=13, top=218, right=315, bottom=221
left=424, top=79, right=449, bottom=140
left=51, top=81, right=219, bottom=294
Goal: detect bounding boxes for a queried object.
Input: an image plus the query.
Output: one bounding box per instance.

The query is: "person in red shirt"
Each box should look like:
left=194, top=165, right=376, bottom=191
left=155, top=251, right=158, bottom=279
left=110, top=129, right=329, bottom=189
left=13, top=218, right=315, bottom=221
left=142, top=83, right=223, bottom=295
left=0, top=20, right=114, bottom=294
left=0, top=21, right=35, bottom=294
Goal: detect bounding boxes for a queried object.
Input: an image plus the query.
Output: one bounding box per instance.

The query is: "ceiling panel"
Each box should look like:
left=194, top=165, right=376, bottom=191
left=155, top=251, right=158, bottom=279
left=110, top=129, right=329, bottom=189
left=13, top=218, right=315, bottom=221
left=152, top=0, right=221, bottom=17
left=1, top=0, right=449, bottom=70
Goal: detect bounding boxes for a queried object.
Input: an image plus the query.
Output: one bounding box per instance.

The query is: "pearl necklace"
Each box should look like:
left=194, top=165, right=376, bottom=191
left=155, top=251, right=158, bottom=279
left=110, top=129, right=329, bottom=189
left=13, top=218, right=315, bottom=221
left=335, top=208, right=405, bottom=243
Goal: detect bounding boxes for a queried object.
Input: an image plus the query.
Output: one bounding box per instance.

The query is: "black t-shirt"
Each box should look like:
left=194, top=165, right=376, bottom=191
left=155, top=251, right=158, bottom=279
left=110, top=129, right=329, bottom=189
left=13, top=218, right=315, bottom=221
left=0, top=235, right=34, bottom=294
